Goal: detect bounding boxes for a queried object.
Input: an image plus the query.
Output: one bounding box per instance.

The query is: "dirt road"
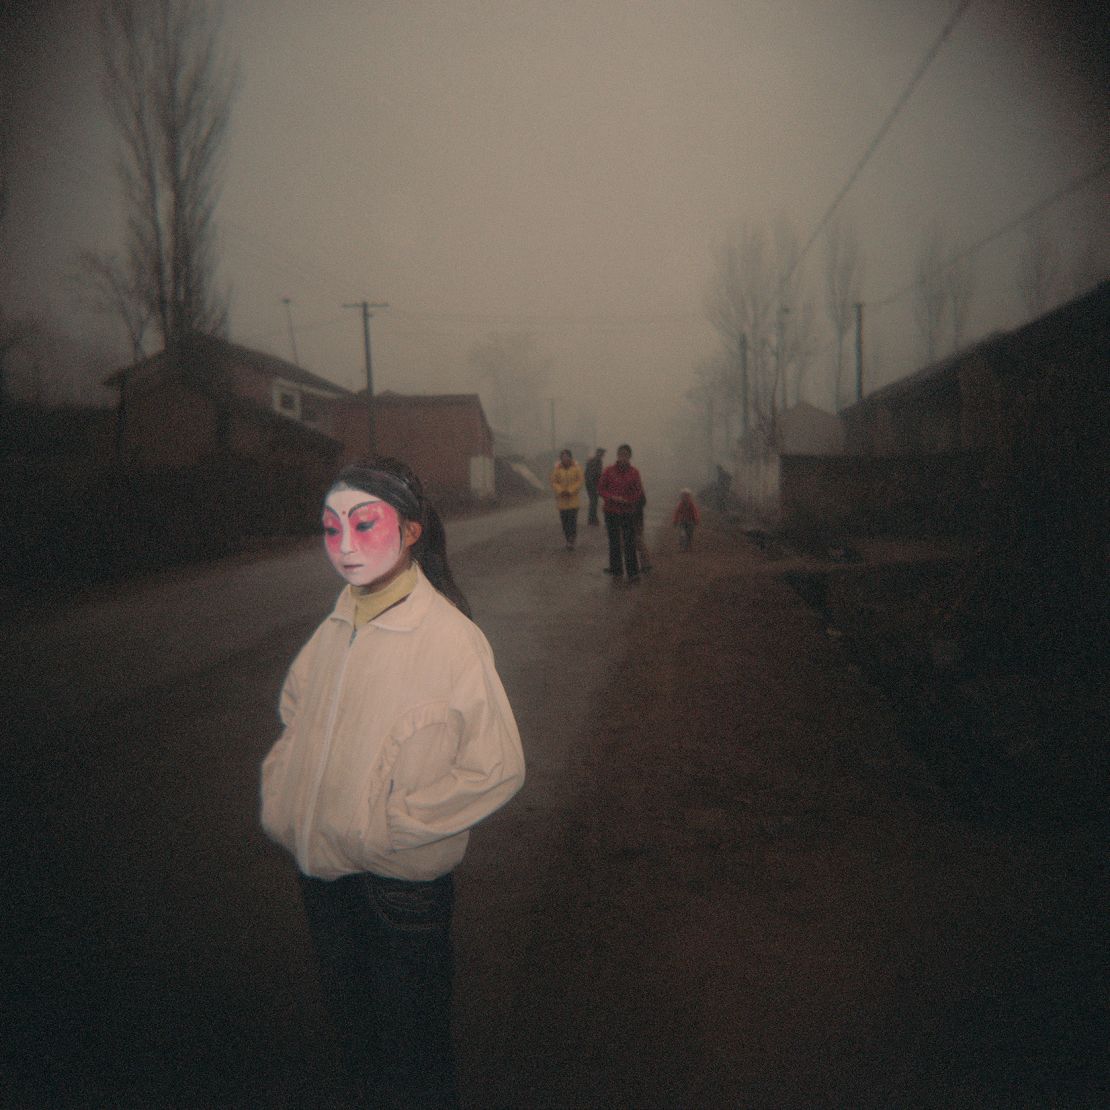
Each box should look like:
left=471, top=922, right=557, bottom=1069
left=3, top=503, right=1104, bottom=1108
left=460, top=515, right=1105, bottom=1108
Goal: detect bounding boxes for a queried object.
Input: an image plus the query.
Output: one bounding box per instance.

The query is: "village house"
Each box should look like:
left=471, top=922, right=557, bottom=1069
left=102, top=334, right=345, bottom=482
left=778, top=279, right=1108, bottom=538
left=336, top=390, right=496, bottom=504
left=731, top=400, right=845, bottom=521
left=102, top=334, right=498, bottom=505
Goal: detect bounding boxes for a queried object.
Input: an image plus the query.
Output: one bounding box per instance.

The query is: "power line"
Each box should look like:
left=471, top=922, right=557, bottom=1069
left=238, top=312, right=349, bottom=344
left=868, top=153, right=1110, bottom=308
left=787, top=0, right=973, bottom=286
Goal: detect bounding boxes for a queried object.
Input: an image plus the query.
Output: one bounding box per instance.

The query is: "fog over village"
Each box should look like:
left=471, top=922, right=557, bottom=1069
left=3, top=4, right=1110, bottom=1106
left=3, top=0, right=1107, bottom=490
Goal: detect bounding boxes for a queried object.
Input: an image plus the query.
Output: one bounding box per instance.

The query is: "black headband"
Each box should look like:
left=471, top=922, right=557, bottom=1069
left=332, top=469, right=423, bottom=521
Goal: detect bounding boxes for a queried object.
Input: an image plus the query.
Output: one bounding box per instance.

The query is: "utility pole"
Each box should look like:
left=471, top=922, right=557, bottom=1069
left=739, top=332, right=749, bottom=436
left=343, top=300, right=389, bottom=454
left=281, top=297, right=300, bottom=366
left=706, top=395, right=714, bottom=483
left=854, top=301, right=864, bottom=402
left=548, top=397, right=557, bottom=454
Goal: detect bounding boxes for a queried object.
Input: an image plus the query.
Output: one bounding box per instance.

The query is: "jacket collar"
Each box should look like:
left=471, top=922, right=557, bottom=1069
left=329, top=565, right=437, bottom=632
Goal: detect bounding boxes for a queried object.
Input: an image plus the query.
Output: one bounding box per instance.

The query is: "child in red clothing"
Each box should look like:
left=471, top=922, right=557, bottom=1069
left=672, top=488, right=700, bottom=551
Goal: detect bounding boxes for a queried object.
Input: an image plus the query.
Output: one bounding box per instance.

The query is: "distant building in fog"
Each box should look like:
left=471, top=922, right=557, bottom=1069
left=732, top=401, right=845, bottom=520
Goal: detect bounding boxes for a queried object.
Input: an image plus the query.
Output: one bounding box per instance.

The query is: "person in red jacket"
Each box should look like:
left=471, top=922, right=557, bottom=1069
left=672, top=487, right=701, bottom=551
left=597, top=443, right=645, bottom=581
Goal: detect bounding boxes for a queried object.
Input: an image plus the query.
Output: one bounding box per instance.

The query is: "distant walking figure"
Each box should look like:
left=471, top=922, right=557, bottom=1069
left=584, top=447, right=605, bottom=526
left=598, top=443, right=644, bottom=582
left=550, top=449, right=584, bottom=550
left=672, top=488, right=701, bottom=551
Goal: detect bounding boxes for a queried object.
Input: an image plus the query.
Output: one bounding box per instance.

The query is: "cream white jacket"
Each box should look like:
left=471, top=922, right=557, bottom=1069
left=260, top=568, right=525, bottom=881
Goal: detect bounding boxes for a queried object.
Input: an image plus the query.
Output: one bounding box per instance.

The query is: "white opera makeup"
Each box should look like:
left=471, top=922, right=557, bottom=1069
left=322, top=488, right=408, bottom=589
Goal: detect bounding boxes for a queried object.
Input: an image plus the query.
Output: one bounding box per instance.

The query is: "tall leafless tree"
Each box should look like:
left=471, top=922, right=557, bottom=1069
left=705, top=218, right=818, bottom=448
left=74, top=249, right=153, bottom=360
left=0, top=129, right=39, bottom=405
left=686, top=353, right=735, bottom=466
left=1016, top=220, right=1061, bottom=317
left=704, top=223, right=774, bottom=441
left=945, top=251, right=976, bottom=352
left=822, top=212, right=863, bottom=409
left=772, top=216, right=820, bottom=415
left=97, top=0, right=237, bottom=350
left=468, top=331, right=550, bottom=445
left=913, top=223, right=949, bottom=364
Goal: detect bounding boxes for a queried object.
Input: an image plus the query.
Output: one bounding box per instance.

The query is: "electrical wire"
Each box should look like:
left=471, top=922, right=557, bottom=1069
left=787, top=0, right=974, bottom=286
left=867, top=153, right=1110, bottom=308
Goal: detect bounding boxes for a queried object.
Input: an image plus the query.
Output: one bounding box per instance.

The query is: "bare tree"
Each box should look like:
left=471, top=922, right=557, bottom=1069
left=468, top=331, right=550, bottom=445
left=945, top=252, right=976, bottom=352
left=0, top=129, right=39, bottom=405
left=1016, top=220, right=1061, bottom=317
left=73, top=249, right=153, bottom=360
left=705, top=217, right=820, bottom=451
left=778, top=298, right=820, bottom=409
left=823, top=213, right=863, bottom=409
left=686, top=353, right=735, bottom=467
left=771, top=216, right=821, bottom=413
left=704, top=223, right=774, bottom=439
left=98, top=0, right=237, bottom=349
left=913, top=223, right=949, bottom=364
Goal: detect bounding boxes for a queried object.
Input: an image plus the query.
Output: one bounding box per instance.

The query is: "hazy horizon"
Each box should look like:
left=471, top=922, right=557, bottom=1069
left=3, top=0, right=1107, bottom=489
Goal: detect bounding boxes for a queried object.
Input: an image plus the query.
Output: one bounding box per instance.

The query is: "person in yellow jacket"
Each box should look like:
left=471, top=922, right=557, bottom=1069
left=549, top=448, right=585, bottom=550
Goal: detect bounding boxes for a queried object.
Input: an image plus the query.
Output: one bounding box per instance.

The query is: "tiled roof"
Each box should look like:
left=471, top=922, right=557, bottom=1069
left=104, top=333, right=351, bottom=396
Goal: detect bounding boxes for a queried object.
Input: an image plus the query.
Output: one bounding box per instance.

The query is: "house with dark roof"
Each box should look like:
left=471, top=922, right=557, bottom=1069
left=102, top=335, right=498, bottom=504
left=841, top=279, right=1108, bottom=460
left=779, top=279, right=1108, bottom=537
left=103, top=333, right=349, bottom=463
left=731, top=400, right=845, bottom=519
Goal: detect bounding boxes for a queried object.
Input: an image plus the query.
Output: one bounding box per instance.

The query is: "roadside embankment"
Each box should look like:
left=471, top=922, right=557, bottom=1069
left=508, top=509, right=1105, bottom=1107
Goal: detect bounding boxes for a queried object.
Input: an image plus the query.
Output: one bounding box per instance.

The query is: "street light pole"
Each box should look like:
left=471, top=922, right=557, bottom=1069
left=343, top=300, right=389, bottom=454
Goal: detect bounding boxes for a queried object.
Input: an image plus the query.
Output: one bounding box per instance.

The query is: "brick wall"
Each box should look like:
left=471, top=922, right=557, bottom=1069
left=780, top=453, right=975, bottom=537
left=337, top=398, right=494, bottom=502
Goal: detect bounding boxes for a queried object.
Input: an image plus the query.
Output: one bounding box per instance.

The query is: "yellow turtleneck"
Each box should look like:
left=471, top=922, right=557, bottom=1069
left=351, top=564, right=419, bottom=628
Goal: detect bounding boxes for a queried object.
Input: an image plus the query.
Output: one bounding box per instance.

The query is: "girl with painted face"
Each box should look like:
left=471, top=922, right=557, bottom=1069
left=260, top=456, right=524, bottom=1107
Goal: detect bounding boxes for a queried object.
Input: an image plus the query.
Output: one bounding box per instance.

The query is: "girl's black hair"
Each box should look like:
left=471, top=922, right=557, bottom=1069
left=332, top=457, right=472, bottom=618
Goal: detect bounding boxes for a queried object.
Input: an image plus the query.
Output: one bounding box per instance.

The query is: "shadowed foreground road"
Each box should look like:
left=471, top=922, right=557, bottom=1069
left=4, top=501, right=1105, bottom=1107
left=3, top=500, right=643, bottom=1107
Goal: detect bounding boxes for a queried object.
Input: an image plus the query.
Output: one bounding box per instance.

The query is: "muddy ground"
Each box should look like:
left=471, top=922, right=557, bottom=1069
left=479, top=511, right=1107, bottom=1107
left=3, top=502, right=1104, bottom=1108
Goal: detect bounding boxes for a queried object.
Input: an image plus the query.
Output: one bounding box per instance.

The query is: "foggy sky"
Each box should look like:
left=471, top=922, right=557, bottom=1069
left=3, top=0, right=1107, bottom=483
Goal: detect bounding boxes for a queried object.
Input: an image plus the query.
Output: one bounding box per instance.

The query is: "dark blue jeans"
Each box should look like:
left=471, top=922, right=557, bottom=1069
left=558, top=507, right=579, bottom=544
left=604, top=511, right=639, bottom=577
left=299, top=871, right=458, bottom=1109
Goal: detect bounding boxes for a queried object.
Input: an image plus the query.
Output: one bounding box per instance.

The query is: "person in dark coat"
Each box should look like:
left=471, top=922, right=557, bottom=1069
left=584, top=447, right=605, bottom=526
